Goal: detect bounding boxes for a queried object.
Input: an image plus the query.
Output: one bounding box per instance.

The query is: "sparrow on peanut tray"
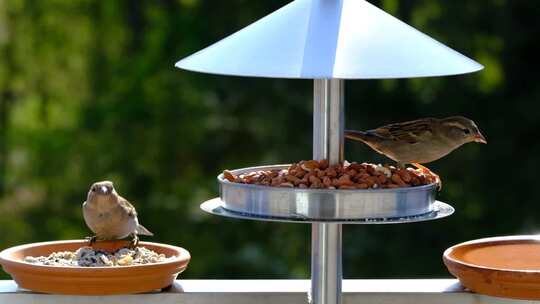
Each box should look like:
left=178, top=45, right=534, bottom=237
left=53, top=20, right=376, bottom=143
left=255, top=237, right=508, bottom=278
left=83, top=181, right=153, bottom=247
left=344, top=116, right=487, bottom=189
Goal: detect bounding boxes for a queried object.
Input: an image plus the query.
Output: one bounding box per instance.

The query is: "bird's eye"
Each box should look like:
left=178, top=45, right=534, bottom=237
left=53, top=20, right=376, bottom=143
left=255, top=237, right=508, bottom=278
left=462, top=128, right=470, bottom=135
left=91, top=187, right=96, bottom=192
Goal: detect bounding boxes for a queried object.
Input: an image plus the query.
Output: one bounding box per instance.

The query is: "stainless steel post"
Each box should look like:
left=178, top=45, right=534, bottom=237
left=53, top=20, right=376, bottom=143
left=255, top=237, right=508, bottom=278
left=311, top=79, right=344, bottom=304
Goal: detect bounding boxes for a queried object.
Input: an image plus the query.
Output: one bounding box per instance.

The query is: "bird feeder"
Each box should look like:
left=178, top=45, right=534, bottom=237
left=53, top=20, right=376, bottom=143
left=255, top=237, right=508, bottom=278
left=176, top=1, right=483, bottom=304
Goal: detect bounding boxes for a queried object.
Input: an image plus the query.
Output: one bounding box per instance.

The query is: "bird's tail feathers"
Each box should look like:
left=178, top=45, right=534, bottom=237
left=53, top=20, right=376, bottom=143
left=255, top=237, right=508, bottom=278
left=136, top=224, right=154, bottom=236
left=344, top=130, right=370, bottom=142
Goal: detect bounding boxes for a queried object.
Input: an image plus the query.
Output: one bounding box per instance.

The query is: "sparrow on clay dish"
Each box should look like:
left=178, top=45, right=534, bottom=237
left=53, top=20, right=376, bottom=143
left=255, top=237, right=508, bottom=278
left=83, top=181, right=153, bottom=247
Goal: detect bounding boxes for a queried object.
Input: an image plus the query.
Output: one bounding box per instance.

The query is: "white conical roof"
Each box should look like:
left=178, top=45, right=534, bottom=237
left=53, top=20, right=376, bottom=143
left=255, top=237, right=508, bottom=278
left=176, top=0, right=483, bottom=79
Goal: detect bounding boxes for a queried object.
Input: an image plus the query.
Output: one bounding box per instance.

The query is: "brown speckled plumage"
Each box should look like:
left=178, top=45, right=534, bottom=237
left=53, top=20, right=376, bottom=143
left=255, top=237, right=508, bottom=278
left=345, top=116, right=486, bottom=165
left=83, top=181, right=153, bottom=242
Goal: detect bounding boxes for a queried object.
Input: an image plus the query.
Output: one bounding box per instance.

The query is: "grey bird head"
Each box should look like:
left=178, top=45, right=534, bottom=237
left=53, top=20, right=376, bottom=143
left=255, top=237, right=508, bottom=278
left=439, top=116, right=487, bottom=145
left=89, top=181, right=115, bottom=196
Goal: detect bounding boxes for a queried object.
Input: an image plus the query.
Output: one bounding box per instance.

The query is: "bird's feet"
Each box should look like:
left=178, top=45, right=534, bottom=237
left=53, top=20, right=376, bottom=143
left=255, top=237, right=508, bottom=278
left=412, top=163, right=442, bottom=190
left=85, top=235, right=97, bottom=246
left=129, top=235, right=139, bottom=249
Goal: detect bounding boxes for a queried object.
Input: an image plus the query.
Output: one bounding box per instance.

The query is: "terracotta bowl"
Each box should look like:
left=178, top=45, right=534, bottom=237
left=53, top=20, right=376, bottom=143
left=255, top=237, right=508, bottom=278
left=0, top=239, right=190, bottom=295
left=443, top=235, right=540, bottom=300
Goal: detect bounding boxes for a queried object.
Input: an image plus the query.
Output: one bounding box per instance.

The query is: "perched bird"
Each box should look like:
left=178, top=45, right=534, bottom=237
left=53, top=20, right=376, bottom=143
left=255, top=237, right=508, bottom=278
left=345, top=116, right=487, bottom=188
left=83, top=181, right=153, bottom=246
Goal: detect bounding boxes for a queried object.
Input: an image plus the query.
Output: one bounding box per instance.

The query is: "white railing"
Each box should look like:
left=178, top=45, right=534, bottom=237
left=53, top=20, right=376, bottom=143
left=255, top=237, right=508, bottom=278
left=0, top=279, right=526, bottom=304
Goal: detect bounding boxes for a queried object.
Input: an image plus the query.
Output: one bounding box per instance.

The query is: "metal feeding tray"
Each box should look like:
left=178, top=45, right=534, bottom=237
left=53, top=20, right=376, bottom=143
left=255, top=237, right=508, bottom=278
left=201, top=165, right=454, bottom=223
left=177, top=0, right=480, bottom=303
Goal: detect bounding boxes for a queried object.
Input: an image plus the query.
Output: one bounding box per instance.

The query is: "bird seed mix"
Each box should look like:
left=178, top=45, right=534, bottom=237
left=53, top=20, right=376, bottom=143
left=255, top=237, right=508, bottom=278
left=24, top=246, right=170, bottom=267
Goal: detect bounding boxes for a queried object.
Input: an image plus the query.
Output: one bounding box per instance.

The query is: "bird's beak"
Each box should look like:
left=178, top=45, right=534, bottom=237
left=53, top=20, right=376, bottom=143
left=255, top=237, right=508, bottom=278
left=100, top=185, right=109, bottom=194
left=474, top=133, right=487, bottom=144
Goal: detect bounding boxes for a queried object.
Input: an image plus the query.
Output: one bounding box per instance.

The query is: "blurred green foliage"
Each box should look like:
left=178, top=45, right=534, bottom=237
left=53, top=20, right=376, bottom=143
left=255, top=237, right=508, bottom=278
left=0, top=0, right=538, bottom=279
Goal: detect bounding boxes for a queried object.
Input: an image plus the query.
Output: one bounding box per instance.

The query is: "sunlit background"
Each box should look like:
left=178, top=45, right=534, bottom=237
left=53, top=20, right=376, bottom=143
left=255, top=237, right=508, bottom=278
left=0, top=0, right=537, bottom=279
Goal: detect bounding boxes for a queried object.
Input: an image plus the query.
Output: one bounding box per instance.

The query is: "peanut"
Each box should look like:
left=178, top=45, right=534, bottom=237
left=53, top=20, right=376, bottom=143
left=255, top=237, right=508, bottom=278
left=309, top=175, right=322, bottom=185
left=318, top=159, right=329, bottom=170
left=397, top=169, right=412, bottom=183
left=322, top=176, right=332, bottom=188
left=391, top=173, right=406, bottom=186
left=347, top=169, right=358, bottom=176
left=358, top=173, right=370, bottom=180
left=337, top=174, right=354, bottom=186
left=286, top=174, right=302, bottom=184
left=301, top=160, right=319, bottom=171
left=325, top=167, right=338, bottom=178
left=223, top=170, right=236, bottom=182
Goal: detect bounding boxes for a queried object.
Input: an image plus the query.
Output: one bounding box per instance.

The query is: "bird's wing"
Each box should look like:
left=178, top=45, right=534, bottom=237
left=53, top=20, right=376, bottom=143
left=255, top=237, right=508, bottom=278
left=118, top=196, right=137, bottom=218
left=372, top=118, right=435, bottom=144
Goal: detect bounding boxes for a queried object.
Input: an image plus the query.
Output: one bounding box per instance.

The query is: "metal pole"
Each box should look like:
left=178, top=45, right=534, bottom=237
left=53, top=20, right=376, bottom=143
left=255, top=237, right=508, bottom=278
left=311, top=79, right=344, bottom=304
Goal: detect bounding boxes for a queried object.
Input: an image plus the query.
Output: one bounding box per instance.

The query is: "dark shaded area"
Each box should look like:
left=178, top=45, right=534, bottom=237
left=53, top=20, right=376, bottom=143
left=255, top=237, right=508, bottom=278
left=0, top=0, right=538, bottom=279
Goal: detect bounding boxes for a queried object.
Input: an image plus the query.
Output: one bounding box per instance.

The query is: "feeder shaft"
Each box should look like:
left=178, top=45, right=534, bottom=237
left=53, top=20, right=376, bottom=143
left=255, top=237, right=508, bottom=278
left=311, top=79, right=344, bottom=304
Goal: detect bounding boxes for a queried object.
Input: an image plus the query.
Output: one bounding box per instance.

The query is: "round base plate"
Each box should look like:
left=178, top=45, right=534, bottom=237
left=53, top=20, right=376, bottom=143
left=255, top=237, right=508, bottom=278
left=201, top=198, right=454, bottom=224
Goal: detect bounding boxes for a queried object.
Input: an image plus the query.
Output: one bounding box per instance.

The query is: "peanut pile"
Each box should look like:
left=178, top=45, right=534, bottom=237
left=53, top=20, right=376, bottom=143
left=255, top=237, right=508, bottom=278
left=223, top=160, right=437, bottom=190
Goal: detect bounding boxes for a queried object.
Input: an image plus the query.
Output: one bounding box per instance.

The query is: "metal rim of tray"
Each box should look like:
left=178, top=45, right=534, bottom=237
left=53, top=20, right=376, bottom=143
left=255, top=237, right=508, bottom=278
left=218, top=164, right=444, bottom=220
left=201, top=198, right=454, bottom=224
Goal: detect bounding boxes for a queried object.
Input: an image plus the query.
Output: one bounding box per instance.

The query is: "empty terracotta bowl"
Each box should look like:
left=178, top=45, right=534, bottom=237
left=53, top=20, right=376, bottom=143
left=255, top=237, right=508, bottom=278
left=0, top=239, right=190, bottom=295
left=443, top=235, right=540, bottom=300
